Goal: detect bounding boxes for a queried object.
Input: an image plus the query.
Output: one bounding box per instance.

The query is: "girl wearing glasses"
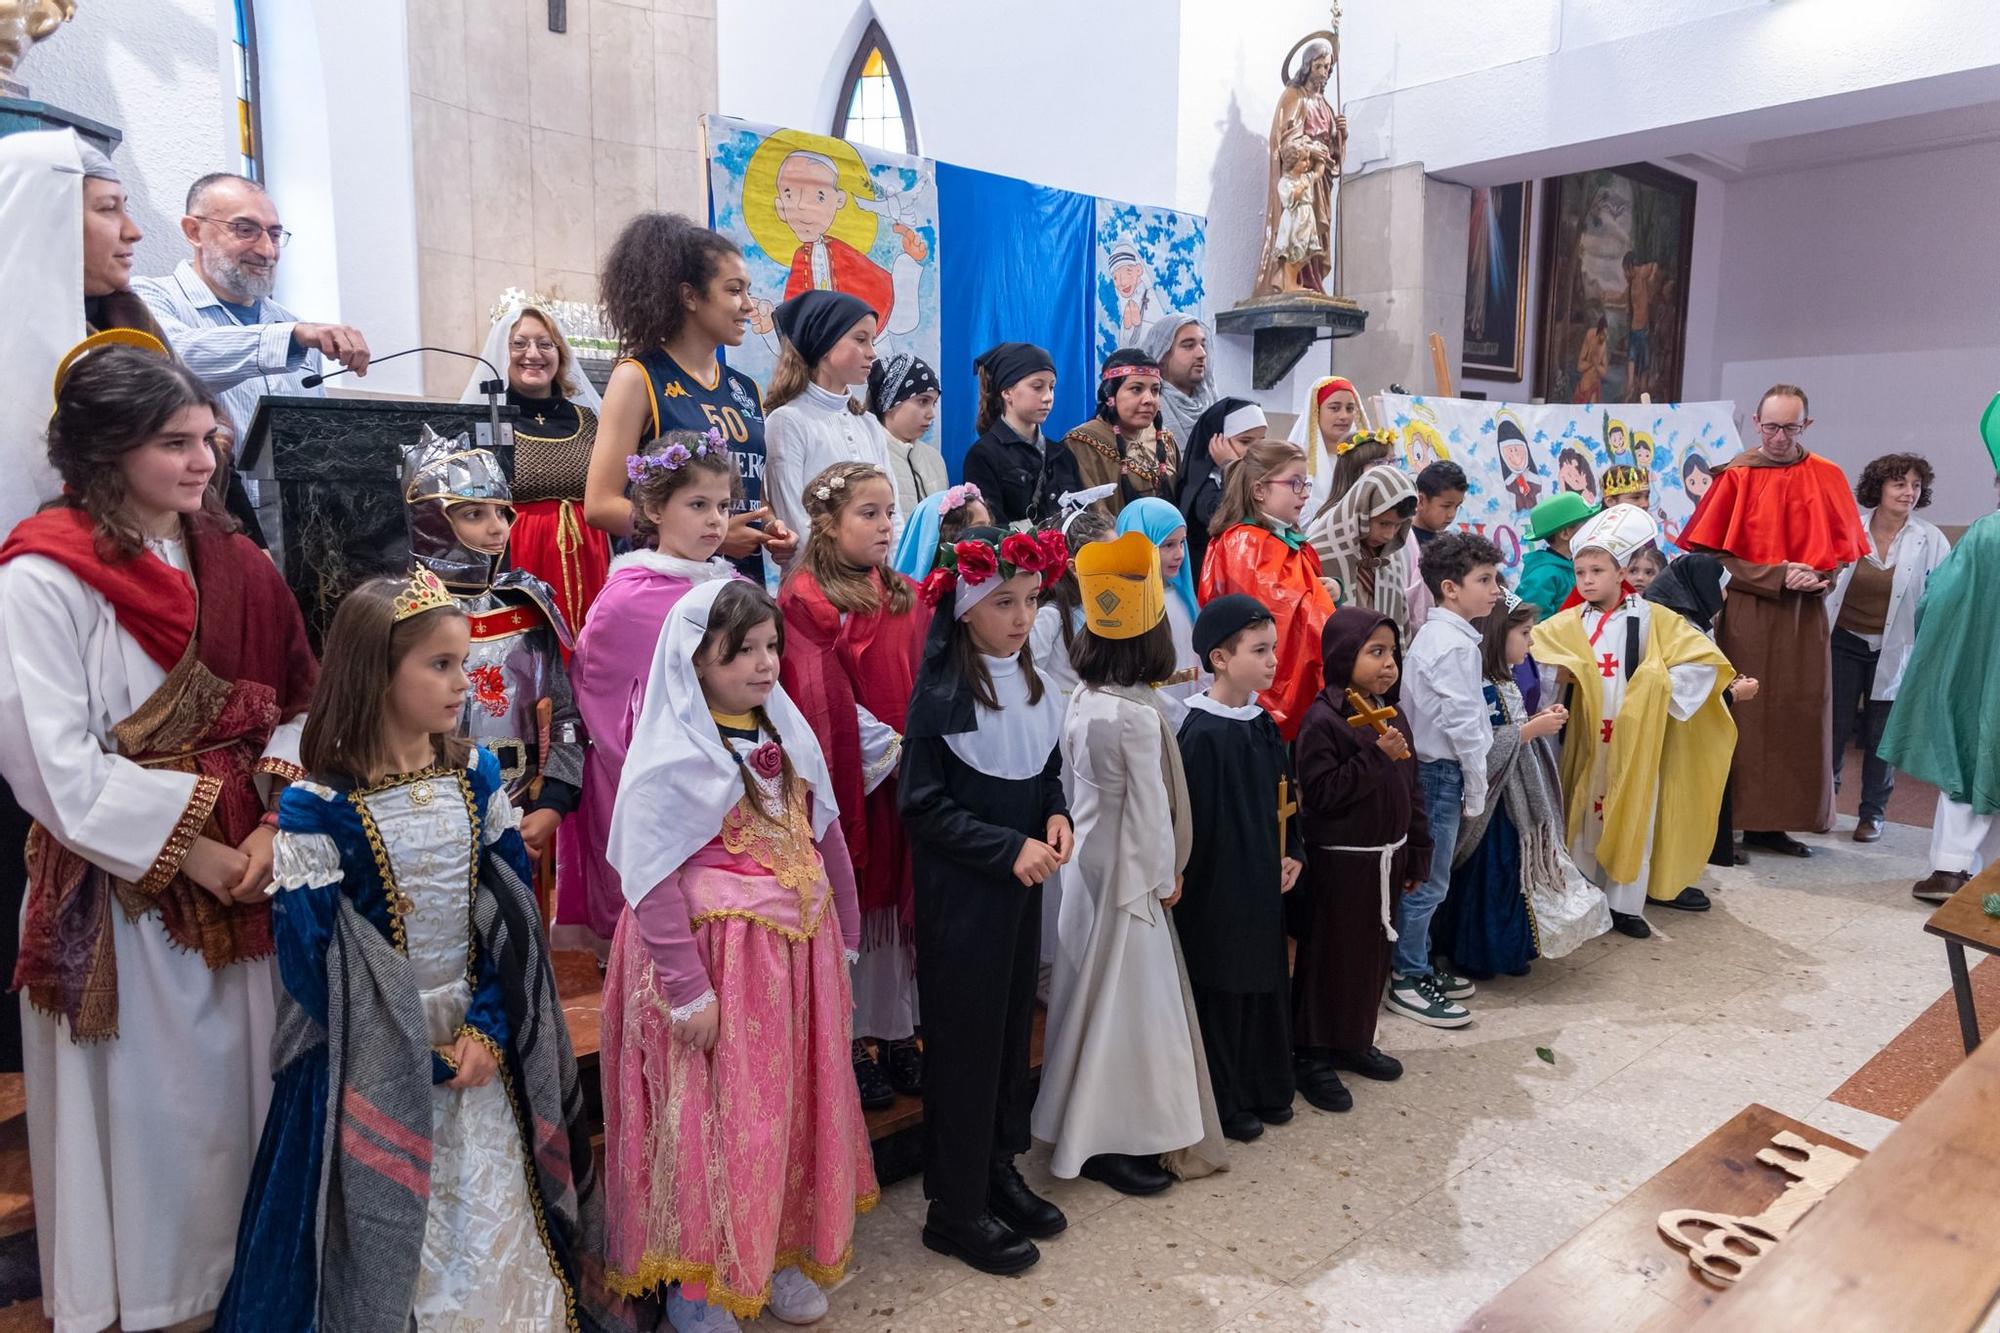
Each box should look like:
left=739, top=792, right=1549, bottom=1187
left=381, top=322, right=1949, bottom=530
left=1197, top=438, right=1340, bottom=740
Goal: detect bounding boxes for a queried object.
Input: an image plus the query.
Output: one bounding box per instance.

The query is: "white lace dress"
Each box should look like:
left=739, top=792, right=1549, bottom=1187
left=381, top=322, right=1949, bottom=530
left=281, top=773, right=565, bottom=1328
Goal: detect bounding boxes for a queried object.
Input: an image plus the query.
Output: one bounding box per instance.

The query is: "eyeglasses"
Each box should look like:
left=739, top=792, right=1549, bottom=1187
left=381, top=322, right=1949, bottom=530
left=194, top=216, right=291, bottom=248
left=508, top=338, right=560, bottom=355
left=1273, top=476, right=1312, bottom=495
left=1755, top=421, right=1806, bottom=439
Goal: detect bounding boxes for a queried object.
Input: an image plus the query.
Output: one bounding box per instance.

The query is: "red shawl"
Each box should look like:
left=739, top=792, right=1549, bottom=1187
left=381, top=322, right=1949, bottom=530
left=778, top=569, right=926, bottom=932
left=1679, top=449, right=1868, bottom=571
left=1, top=507, right=318, bottom=1039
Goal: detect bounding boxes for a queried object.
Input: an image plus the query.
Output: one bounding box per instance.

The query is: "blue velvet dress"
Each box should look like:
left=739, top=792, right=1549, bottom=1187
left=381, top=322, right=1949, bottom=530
left=1439, top=683, right=1536, bottom=978
left=215, top=749, right=577, bottom=1330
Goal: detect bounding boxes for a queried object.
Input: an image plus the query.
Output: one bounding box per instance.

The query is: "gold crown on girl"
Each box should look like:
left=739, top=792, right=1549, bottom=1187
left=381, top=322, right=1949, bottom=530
left=392, top=568, right=456, bottom=621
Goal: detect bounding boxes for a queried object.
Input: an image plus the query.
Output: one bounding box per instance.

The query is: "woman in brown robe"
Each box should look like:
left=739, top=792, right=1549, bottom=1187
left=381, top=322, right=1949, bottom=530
left=1289, top=606, right=1431, bottom=1112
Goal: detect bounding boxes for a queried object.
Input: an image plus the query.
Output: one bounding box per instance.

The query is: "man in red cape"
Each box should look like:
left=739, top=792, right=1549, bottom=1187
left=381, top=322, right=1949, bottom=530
left=1680, top=384, right=1866, bottom=855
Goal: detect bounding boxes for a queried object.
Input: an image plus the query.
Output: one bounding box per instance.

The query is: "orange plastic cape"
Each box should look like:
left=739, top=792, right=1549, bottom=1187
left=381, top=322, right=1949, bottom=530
left=1678, top=450, right=1868, bottom=571
left=1198, top=522, right=1335, bottom=741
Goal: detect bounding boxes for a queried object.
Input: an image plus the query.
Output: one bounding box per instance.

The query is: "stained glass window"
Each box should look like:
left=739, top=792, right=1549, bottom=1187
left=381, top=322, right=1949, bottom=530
left=232, top=0, right=261, bottom=180
left=833, top=22, right=915, bottom=156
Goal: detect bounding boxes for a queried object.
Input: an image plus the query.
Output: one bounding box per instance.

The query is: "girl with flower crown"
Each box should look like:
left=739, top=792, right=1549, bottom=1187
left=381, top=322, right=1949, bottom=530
left=602, top=578, right=874, bottom=1331
left=557, top=427, right=742, bottom=954
left=899, top=524, right=1075, bottom=1276
left=780, top=461, right=929, bottom=1110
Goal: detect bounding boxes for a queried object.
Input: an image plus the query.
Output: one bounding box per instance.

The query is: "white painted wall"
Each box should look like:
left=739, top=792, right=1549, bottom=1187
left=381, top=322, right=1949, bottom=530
left=1707, top=137, right=2000, bottom=525
left=17, top=0, right=239, bottom=277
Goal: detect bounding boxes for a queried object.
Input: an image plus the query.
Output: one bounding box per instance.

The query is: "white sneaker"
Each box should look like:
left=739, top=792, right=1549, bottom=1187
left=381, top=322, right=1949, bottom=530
left=768, top=1267, right=829, bottom=1325
left=666, top=1284, right=742, bottom=1333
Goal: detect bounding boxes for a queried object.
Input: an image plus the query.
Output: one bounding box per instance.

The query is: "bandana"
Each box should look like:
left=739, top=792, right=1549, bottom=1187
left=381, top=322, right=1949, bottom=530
left=773, top=289, right=873, bottom=366
left=867, top=352, right=939, bottom=416
left=974, top=341, right=1055, bottom=392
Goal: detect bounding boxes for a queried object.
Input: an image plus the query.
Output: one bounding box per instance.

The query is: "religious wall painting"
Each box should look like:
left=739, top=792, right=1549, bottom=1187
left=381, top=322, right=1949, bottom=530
left=1093, top=198, right=1207, bottom=363
left=705, top=114, right=941, bottom=392
left=1379, top=394, right=1740, bottom=578
left=1462, top=181, right=1531, bottom=381
left=1534, top=164, right=1696, bottom=407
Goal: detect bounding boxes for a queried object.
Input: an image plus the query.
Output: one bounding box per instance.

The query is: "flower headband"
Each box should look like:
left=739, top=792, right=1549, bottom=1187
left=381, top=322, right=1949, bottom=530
left=919, top=526, right=1070, bottom=615
left=627, top=426, right=726, bottom=482
left=813, top=473, right=847, bottom=502
left=1102, top=364, right=1161, bottom=384
left=940, top=482, right=982, bottom=514
left=1334, top=428, right=1397, bottom=457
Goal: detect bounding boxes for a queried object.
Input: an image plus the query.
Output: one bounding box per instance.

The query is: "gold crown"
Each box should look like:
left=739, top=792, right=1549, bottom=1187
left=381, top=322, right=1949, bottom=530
left=392, top=568, right=456, bottom=622
left=1602, top=464, right=1650, bottom=497
left=1074, top=531, right=1165, bottom=641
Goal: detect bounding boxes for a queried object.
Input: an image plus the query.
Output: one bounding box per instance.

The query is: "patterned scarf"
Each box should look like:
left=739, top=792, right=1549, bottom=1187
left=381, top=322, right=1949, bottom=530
left=1312, top=465, right=1415, bottom=632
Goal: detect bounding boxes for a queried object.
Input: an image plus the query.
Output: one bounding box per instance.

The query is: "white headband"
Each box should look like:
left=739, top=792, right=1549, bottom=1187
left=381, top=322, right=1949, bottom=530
left=1221, top=404, right=1267, bottom=438
left=955, top=571, right=1004, bottom=618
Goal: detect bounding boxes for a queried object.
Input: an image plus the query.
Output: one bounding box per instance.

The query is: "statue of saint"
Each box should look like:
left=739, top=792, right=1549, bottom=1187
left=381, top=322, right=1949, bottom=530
left=0, top=0, right=74, bottom=90
left=1251, top=34, right=1349, bottom=300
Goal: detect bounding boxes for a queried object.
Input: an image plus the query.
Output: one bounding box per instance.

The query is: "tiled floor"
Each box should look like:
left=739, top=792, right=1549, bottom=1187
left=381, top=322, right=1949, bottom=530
left=751, top=815, right=1955, bottom=1332
left=0, top=814, right=1960, bottom=1331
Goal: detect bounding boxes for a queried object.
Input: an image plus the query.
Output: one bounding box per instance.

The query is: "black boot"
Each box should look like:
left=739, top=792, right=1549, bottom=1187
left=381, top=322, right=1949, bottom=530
left=883, top=1035, right=924, bottom=1097
left=922, top=1203, right=1039, bottom=1275
left=1610, top=911, right=1652, bottom=939
left=988, top=1157, right=1066, bottom=1239
left=1329, top=1046, right=1404, bottom=1082
left=1295, top=1059, right=1353, bottom=1113
left=852, top=1039, right=896, bottom=1111
left=1221, top=1110, right=1265, bottom=1142
left=1079, top=1152, right=1174, bottom=1196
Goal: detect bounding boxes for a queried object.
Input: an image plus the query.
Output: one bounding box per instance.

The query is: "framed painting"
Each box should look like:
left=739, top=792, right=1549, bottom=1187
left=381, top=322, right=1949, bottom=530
left=1534, top=163, right=1695, bottom=406
left=1462, top=181, right=1531, bottom=381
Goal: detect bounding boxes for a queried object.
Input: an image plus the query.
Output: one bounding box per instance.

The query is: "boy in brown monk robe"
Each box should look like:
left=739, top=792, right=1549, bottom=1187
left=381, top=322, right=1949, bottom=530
left=1288, top=607, right=1432, bottom=1113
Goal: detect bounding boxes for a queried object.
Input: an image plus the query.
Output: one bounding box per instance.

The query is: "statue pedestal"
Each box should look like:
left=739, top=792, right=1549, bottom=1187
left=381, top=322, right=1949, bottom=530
left=244, top=396, right=517, bottom=646
left=1217, top=295, right=1369, bottom=390
left=0, top=96, right=120, bottom=152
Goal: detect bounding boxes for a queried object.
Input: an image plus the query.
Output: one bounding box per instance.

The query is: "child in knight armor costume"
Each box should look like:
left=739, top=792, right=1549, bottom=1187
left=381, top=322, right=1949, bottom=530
left=402, top=426, right=585, bottom=860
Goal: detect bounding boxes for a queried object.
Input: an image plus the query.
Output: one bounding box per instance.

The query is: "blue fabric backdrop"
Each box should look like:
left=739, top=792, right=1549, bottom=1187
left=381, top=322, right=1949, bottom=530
left=936, top=162, right=1096, bottom=477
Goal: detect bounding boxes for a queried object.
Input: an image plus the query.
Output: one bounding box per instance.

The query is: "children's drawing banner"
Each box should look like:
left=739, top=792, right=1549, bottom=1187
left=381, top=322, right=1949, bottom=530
left=706, top=115, right=942, bottom=418
left=1375, top=394, right=1743, bottom=576
left=1093, top=198, right=1207, bottom=363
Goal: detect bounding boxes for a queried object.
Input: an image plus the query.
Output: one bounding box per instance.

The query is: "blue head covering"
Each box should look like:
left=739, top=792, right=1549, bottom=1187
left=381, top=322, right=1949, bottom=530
left=893, top=491, right=948, bottom=580
left=1116, top=497, right=1197, bottom=621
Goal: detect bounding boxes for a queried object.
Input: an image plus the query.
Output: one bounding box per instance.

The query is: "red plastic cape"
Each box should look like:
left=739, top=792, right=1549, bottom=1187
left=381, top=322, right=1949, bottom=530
left=1678, top=450, right=1868, bottom=571
left=1198, top=523, right=1335, bottom=741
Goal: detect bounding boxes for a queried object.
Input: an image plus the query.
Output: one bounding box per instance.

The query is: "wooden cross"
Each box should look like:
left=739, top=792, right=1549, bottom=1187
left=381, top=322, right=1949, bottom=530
left=1277, top=776, right=1298, bottom=860
left=1345, top=689, right=1398, bottom=736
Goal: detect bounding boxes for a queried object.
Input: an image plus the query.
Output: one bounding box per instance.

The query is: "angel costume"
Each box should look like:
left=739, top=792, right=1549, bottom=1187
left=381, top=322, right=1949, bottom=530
left=0, top=506, right=314, bottom=1332
left=216, top=749, right=608, bottom=1331
left=600, top=578, right=874, bottom=1319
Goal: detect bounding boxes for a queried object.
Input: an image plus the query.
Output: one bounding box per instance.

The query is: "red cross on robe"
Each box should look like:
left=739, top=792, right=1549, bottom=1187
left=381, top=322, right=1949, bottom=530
left=1598, top=652, right=1618, bottom=678
left=1600, top=718, right=1615, bottom=744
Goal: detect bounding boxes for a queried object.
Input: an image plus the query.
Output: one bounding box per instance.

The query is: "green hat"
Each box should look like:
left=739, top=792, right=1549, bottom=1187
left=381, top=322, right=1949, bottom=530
left=1983, top=392, right=2000, bottom=476
left=1524, top=491, right=1600, bottom=542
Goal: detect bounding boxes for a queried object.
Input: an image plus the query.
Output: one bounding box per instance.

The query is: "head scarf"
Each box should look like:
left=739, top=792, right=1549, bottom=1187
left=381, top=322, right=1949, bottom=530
left=891, top=482, right=983, bottom=580
left=459, top=296, right=603, bottom=409
left=1180, top=396, right=1261, bottom=514
left=974, top=341, right=1055, bottom=393
left=1315, top=464, right=1416, bottom=631
left=773, top=289, right=873, bottom=367
left=1288, top=375, right=1365, bottom=479
left=78, top=144, right=119, bottom=182
left=1642, top=552, right=1728, bottom=634
left=1116, top=497, right=1197, bottom=623
left=606, top=578, right=837, bottom=908
left=868, top=352, right=939, bottom=419
left=0, top=130, right=87, bottom=534
left=1138, top=314, right=1215, bottom=444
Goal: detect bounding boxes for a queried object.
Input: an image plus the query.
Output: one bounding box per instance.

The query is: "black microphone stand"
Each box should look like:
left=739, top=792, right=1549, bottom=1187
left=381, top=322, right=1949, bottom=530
left=302, top=346, right=509, bottom=447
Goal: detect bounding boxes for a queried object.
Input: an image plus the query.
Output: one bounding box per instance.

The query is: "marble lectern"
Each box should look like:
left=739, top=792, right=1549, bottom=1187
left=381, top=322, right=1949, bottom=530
left=243, top=396, right=517, bottom=645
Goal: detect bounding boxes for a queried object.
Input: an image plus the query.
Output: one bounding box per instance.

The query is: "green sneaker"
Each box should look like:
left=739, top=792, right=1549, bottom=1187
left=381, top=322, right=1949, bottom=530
left=1383, top=974, right=1472, bottom=1029
left=1429, top=966, right=1477, bottom=1001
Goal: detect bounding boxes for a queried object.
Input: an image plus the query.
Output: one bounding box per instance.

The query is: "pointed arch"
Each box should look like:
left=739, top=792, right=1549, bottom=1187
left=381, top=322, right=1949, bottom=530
left=231, top=0, right=264, bottom=180
left=832, top=18, right=917, bottom=156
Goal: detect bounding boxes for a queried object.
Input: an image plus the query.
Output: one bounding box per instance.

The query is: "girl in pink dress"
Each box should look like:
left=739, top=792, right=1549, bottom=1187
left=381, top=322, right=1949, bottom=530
left=602, top=577, right=875, bottom=1330
left=554, top=429, right=741, bottom=954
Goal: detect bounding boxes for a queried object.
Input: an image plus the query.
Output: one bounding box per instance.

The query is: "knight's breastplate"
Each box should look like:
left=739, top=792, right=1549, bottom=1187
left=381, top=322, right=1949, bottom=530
left=457, top=591, right=551, bottom=800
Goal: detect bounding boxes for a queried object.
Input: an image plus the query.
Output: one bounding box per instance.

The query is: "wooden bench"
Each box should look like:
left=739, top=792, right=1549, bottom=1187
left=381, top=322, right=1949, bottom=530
left=1922, top=862, right=2000, bottom=1053
left=1459, top=1105, right=1866, bottom=1331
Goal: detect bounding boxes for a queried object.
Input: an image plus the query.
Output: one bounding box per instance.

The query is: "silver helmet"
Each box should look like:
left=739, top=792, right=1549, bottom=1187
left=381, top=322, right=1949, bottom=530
left=401, top=425, right=513, bottom=592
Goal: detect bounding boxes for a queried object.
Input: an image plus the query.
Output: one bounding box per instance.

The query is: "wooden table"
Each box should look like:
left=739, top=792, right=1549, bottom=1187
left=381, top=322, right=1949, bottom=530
left=1922, top=862, right=2000, bottom=1053
left=1690, top=1025, right=2000, bottom=1331
left=1459, top=1105, right=1865, bottom=1332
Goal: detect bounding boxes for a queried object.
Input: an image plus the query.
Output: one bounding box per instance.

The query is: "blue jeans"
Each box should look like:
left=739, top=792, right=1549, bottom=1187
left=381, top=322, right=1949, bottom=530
left=1396, top=760, right=1462, bottom=978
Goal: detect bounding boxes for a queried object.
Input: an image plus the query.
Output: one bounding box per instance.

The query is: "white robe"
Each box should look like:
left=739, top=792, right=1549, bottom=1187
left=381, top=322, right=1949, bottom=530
left=1542, top=599, right=1715, bottom=915
left=0, top=539, right=298, bottom=1332
left=1152, top=595, right=1206, bottom=732
left=1032, top=685, right=1221, bottom=1178
left=763, top=381, right=898, bottom=560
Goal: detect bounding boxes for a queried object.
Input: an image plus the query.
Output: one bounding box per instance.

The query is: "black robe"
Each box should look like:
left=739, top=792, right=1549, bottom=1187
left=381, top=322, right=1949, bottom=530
left=900, top=733, right=1066, bottom=1219
left=1174, top=701, right=1298, bottom=1119
left=1291, top=609, right=1434, bottom=1055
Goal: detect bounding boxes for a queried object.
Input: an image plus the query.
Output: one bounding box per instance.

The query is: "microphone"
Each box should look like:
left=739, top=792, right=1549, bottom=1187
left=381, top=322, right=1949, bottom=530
left=302, top=346, right=508, bottom=446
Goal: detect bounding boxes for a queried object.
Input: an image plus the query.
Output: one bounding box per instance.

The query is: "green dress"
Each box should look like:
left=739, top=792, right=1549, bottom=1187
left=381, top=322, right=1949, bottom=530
left=1878, top=512, right=2000, bottom=814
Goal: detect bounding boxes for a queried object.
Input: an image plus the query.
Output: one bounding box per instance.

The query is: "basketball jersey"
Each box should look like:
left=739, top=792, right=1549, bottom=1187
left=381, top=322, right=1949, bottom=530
left=628, top=349, right=769, bottom=582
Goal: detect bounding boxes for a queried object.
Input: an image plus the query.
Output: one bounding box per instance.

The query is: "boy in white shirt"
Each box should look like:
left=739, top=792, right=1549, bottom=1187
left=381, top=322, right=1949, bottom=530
left=1395, top=533, right=1504, bottom=1027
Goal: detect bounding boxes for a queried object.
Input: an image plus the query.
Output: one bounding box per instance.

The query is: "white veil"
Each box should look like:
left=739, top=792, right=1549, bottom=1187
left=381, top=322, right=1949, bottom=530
left=0, top=130, right=86, bottom=534
left=458, top=296, right=603, bottom=410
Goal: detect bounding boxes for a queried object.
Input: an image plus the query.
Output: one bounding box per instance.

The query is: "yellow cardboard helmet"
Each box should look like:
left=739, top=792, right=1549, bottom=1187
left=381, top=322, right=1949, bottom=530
left=1074, top=530, right=1165, bottom=640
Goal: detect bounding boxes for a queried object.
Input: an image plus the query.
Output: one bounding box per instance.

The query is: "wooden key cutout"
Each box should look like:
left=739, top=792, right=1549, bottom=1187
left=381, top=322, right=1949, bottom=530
left=1657, top=1131, right=1861, bottom=1288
